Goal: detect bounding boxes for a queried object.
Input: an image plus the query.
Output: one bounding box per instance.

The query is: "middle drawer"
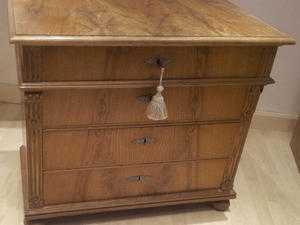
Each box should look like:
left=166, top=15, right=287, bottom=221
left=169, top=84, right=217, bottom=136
left=42, top=86, right=248, bottom=128
left=43, top=123, right=240, bottom=170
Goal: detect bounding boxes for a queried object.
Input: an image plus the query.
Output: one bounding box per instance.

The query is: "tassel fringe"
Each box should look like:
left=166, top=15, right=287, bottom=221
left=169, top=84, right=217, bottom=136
left=146, top=68, right=168, bottom=121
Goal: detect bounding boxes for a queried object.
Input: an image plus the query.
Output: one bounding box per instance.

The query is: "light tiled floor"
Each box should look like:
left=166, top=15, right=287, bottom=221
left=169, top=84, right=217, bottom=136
left=0, top=121, right=300, bottom=225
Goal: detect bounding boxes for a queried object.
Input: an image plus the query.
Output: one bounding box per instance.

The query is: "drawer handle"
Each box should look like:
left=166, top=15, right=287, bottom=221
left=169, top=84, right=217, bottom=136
left=127, top=175, right=151, bottom=182
left=145, top=56, right=172, bottom=68
left=137, top=94, right=152, bottom=104
left=133, top=136, right=155, bottom=145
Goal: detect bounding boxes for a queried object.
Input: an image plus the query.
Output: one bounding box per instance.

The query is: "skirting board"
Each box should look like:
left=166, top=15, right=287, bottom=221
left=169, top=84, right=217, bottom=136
left=251, top=111, right=299, bottom=132
left=0, top=83, right=21, bottom=104
left=290, top=120, right=300, bottom=172
left=0, top=102, right=22, bottom=121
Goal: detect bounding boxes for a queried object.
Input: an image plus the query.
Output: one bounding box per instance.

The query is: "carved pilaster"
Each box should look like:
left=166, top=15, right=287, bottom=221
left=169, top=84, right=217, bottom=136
left=222, top=85, right=263, bottom=190
left=24, top=92, right=43, bottom=208
left=241, top=86, right=263, bottom=122
left=221, top=178, right=234, bottom=191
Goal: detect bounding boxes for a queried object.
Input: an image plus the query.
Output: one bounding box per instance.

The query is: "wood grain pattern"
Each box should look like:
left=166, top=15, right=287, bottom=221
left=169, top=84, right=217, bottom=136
left=22, top=46, right=276, bottom=82
left=4, top=129, right=296, bottom=225
left=22, top=47, right=43, bottom=82
left=221, top=85, right=262, bottom=190
left=42, top=86, right=248, bottom=128
left=24, top=93, right=43, bottom=208
left=8, top=0, right=294, bottom=223
left=43, top=123, right=240, bottom=170
left=9, top=0, right=294, bottom=46
left=17, top=146, right=235, bottom=223
left=43, top=160, right=227, bottom=205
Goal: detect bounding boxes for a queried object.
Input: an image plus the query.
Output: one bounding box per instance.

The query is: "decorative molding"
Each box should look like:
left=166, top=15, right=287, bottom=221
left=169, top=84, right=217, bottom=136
left=221, top=178, right=233, bottom=191
left=24, top=92, right=43, bottom=208
left=241, top=86, right=263, bottom=122
left=10, top=35, right=296, bottom=46
left=19, top=77, right=275, bottom=91
left=24, top=189, right=236, bottom=221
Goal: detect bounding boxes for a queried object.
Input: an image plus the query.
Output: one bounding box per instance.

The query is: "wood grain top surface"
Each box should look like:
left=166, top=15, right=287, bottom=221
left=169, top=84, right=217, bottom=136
left=8, top=0, right=295, bottom=45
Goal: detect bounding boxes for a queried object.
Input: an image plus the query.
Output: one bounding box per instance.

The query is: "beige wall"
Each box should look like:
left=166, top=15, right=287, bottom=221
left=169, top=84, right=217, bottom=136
left=0, top=0, right=299, bottom=115
left=231, top=0, right=300, bottom=116
left=0, top=0, right=19, bottom=103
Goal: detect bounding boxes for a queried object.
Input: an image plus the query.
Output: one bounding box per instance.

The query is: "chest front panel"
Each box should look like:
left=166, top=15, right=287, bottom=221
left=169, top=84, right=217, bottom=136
left=20, top=45, right=273, bottom=212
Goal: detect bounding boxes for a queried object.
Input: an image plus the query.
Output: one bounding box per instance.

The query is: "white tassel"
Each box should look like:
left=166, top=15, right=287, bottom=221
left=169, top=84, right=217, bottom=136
left=146, top=68, right=168, bottom=121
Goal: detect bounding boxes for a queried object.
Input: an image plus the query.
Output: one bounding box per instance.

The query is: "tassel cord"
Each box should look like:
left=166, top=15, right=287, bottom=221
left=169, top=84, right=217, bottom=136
left=159, top=68, right=165, bottom=87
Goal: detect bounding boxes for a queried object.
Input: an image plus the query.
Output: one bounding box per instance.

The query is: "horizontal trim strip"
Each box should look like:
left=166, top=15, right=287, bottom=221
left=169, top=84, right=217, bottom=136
left=42, top=158, right=230, bottom=173
left=20, top=77, right=275, bottom=90
left=43, top=119, right=241, bottom=131
left=25, top=189, right=236, bottom=219
left=11, top=35, right=295, bottom=46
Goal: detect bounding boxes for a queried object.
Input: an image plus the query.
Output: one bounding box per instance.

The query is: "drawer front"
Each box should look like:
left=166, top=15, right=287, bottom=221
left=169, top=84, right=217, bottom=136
left=43, top=160, right=227, bottom=205
left=42, top=86, right=248, bottom=128
left=43, top=123, right=240, bottom=170
left=22, top=46, right=275, bottom=82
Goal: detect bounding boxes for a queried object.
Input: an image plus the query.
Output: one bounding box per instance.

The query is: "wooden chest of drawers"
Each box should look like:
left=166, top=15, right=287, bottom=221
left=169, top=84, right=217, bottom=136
left=8, top=0, right=294, bottom=224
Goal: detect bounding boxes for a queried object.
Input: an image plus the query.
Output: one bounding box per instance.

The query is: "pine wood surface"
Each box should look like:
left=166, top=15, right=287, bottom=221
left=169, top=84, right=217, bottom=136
left=43, top=159, right=227, bottom=205
left=41, top=86, right=248, bottom=128
left=8, top=0, right=295, bottom=45
left=21, top=46, right=276, bottom=82
left=43, top=123, right=239, bottom=170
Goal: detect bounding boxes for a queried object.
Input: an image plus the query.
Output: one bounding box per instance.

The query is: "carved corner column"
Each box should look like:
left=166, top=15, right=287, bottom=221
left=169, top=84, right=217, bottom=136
left=24, top=92, right=43, bottom=208
left=221, top=85, right=263, bottom=191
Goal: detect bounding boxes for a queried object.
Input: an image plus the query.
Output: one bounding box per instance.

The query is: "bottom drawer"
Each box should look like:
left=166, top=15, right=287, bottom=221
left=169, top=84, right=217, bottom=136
left=44, top=159, right=227, bottom=205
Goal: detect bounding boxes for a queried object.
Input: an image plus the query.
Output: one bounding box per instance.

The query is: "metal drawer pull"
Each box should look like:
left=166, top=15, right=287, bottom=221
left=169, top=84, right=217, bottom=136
left=137, top=94, right=152, bottom=104
left=127, top=175, right=152, bottom=182
left=133, top=136, right=155, bottom=145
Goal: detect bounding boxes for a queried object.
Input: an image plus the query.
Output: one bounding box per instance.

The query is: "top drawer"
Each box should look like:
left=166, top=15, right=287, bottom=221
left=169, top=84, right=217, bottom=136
left=22, top=46, right=276, bottom=82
